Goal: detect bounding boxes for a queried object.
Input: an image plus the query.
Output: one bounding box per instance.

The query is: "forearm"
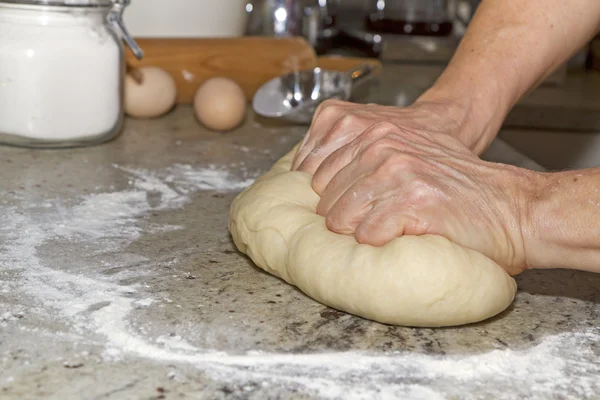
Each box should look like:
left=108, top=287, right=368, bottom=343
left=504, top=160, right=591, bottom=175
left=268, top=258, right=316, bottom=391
left=524, top=168, right=600, bottom=273
left=415, top=0, right=600, bottom=154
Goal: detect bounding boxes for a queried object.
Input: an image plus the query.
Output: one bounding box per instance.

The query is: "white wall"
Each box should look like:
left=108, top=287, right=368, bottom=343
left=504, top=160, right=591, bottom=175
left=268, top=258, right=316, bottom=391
left=124, top=0, right=248, bottom=38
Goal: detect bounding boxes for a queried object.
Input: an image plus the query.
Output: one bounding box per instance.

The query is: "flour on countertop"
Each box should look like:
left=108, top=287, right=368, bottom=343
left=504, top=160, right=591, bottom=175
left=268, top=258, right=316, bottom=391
left=116, top=163, right=256, bottom=199
left=1, top=159, right=599, bottom=400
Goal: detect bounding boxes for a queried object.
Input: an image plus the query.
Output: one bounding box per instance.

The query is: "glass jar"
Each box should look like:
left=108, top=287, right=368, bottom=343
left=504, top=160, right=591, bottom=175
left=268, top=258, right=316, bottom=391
left=0, top=0, right=142, bottom=148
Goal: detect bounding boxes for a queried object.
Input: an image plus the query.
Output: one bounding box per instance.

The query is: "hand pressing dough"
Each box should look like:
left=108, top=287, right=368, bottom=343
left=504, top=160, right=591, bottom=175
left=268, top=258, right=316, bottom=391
left=229, top=145, right=517, bottom=327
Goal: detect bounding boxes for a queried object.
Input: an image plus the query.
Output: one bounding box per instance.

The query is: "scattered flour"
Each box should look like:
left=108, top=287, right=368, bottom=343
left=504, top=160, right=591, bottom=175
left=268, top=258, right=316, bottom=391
left=1, top=160, right=599, bottom=399
left=116, top=163, right=255, bottom=202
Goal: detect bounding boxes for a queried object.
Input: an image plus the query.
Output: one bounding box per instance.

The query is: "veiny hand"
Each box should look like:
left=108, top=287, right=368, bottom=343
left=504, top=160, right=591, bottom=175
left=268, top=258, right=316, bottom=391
left=292, top=100, right=537, bottom=274
left=292, top=99, right=467, bottom=172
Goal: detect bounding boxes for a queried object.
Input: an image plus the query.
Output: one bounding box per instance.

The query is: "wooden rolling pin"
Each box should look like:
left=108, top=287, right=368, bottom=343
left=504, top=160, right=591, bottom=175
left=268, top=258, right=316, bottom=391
left=126, top=37, right=316, bottom=104
left=125, top=37, right=382, bottom=104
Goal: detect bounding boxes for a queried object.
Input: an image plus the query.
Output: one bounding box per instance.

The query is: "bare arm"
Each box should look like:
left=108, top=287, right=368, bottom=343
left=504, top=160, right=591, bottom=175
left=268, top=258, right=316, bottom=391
left=417, top=0, right=600, bottom=154
left=524, top=169, right=600, bottom=272
left=292, top=0, right=600, bottom=274
left=423, top=0, right=600, bottom=272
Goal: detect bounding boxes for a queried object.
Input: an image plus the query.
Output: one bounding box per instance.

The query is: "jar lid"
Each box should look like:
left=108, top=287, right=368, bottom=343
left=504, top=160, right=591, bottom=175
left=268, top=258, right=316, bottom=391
left=0, top=0, right=112, bottom=7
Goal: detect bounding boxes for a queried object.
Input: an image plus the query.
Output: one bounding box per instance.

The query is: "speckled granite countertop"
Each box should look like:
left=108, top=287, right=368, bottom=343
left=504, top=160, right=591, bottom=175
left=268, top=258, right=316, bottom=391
left=0, top=105, right=599, bottom=399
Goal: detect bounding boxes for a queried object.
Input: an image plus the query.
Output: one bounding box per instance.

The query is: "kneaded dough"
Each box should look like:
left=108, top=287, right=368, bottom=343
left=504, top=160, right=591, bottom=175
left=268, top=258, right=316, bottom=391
left=229, top=146, right=517, bottom=327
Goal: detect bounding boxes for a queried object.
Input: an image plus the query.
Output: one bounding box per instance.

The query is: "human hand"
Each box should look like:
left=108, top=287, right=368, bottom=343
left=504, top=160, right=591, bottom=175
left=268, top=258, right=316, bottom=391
left=292, top=100, right=537, bottom=274
left=292, top=99, right=468, bottom=173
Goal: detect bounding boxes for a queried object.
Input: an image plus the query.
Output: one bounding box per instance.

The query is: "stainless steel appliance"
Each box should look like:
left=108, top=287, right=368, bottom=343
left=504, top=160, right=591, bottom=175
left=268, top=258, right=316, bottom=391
left=245, top=0, right=339, bottom=53
left=252, top=63, right=377, bottom=123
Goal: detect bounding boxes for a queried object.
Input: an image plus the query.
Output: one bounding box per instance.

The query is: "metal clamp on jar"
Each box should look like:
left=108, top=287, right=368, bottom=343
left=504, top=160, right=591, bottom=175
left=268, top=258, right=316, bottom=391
left=0, top=0, right=143, bottom=148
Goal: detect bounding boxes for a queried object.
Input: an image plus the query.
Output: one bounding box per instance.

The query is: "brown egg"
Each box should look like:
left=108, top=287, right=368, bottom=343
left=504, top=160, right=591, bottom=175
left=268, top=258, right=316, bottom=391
left=125, top=66, right=177, bottom=118
left=193, top=77, right=246, bottom=132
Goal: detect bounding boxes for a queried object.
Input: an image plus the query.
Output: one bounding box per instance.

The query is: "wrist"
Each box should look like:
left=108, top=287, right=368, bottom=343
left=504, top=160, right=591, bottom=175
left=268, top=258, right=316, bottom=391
left=515, top=169, right=549, bottom=270
left=414, top=83, right=505, bottom=155
left=521, top=170, right=600, bottom=272
left=488, top=164, right=545, bottom=274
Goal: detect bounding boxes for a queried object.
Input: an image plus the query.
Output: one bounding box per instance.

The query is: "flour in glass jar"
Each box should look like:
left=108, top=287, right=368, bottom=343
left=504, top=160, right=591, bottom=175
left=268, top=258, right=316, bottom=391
left=0, top=3, right=122, bottom=142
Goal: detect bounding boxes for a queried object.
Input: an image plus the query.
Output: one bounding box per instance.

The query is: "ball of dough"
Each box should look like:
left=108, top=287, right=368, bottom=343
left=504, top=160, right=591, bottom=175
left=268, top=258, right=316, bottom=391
left=229, top=145, right=518, bottom=328
left=194, top=77, right=246, bottom=131
left=125, top=66, right=177, bottom=118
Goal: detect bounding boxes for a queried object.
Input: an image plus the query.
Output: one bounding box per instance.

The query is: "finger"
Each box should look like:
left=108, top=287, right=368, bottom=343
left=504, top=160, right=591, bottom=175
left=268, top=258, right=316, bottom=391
left=354, top=198, right=430, bottom=246
left=311, top=99, right=350, bottom=124
left=322, top=151, right=431, bottom=239
left=311, top=143, right=357, bottom=195
left=318, top=142, right=409, bottom=218
left=291, top=101, right=350, bottom=170
left=296, top=118, right=367, bottom=174
left=291, top=128, right=314, bottom=170
left=320, top=173, right=379, bottom=235
left=312, top=122, right=395, bottom=194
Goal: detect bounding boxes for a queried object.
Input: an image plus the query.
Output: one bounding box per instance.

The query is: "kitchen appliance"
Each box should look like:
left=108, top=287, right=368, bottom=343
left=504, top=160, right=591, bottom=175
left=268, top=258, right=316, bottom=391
left=252, top=63, right=378, bottom=123
left=245, top=0, right=339, bottom=53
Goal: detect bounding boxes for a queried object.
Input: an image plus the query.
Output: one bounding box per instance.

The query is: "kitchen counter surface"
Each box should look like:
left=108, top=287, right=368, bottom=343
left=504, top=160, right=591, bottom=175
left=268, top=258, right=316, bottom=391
left=1, top=106, right=599, bottom=400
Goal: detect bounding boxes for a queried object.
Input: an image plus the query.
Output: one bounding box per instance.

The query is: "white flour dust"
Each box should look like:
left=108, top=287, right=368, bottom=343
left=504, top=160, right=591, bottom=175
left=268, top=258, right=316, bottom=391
left=0, top=161, right=255, bottom=329
left=116, top=163, right=256, bottom=200
left=1, top=159, right=599, bottom=399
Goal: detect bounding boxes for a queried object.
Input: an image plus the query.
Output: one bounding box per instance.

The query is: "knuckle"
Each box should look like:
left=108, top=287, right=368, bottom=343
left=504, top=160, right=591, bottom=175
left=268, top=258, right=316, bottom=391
left=318, top=107, right=339, bottom=123
left=357, top=122, right=399, bottom=146
left=371, top=121, right=398, bottom=133
left=316, top=116, right=363, bottom=150
left=313, top=102, right=326, bottom=115
left=331, top=114, right=356, bottom=133
left=318, top=99, right=344, bottom=116
left=361, top=137, right=396, bottom=160
left=375, top=150, right=429, bottom=177
left=359, top=124, right=386, bottom=142
left=373, top=137, right=398, bottom=152
left=340, top=113, right=361, bottom=127
left=405, top=179, right=439, bottom=207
